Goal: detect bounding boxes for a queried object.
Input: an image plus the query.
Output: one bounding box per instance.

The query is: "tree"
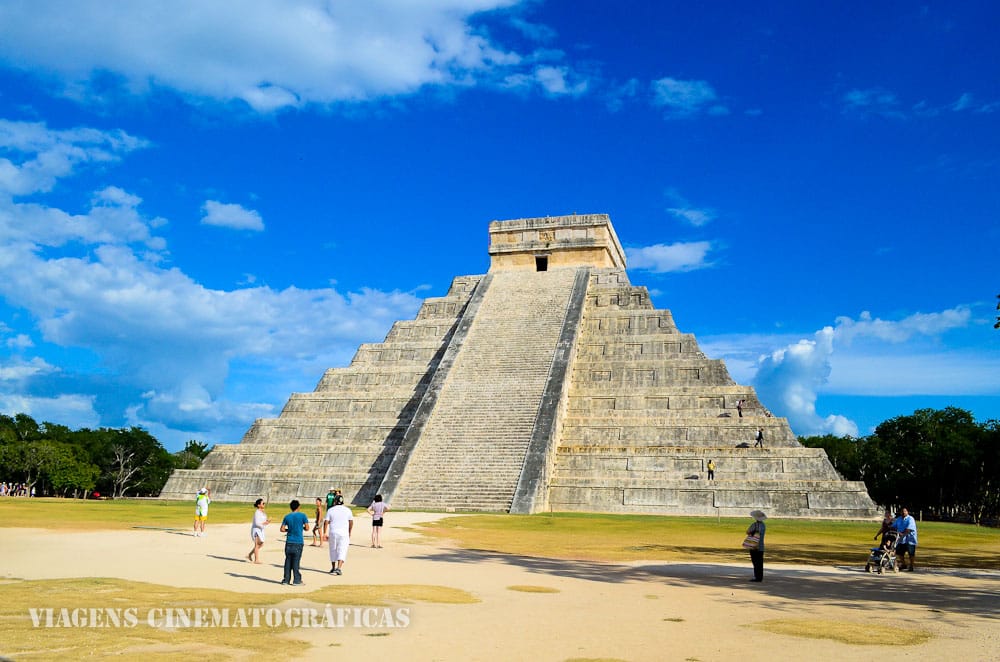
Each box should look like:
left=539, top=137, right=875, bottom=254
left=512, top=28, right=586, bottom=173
left=109, top=444, right=147, bottom=498
left=864, top=407, right=991, bottom=520
left=38, top=441, right=99, bottom=497
left=172, top=440, right=211, bottom=471
left=800, top=434, right=863, bottom=480
left=0, top=414, right=174, bottom=498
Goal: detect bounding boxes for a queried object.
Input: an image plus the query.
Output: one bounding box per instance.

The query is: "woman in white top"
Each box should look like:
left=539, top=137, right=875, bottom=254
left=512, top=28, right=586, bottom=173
left=367, top=494, right=389, bottom=548
left=247, top=498, right=269, bottom=563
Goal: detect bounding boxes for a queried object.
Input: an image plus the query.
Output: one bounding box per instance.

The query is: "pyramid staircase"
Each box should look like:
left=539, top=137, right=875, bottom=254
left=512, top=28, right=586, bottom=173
left=161, top=214, right=879, bottom=518
left=385, top=267, right=585, bottom=511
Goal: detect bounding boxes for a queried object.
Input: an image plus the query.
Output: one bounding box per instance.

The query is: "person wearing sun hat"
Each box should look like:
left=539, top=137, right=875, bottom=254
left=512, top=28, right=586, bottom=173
left=747, top=509, right=767, bottom=582
left=193, top=487, right=211, bottom=537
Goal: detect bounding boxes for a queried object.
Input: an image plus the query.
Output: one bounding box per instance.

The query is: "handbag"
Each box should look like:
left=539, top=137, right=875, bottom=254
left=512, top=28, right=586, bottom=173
left=742, top=521, right=760, bottom=550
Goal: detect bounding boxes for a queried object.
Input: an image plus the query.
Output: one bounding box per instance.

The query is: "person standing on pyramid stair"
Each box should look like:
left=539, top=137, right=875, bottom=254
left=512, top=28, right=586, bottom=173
left=707, top=459, right=716, bottom=480
left=754, top=428, right=764, bottom=448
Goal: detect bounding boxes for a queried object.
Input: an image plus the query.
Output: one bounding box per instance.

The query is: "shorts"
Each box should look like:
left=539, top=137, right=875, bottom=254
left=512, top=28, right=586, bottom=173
left=372, top=518, right=384, bottom=527
left=251, top=529, right=265, bottom=542
left=195, top=515, right=208, bottom=522
left=328, top=532, right=350, bottom=562
left=897, top=543, right=915, bottom=556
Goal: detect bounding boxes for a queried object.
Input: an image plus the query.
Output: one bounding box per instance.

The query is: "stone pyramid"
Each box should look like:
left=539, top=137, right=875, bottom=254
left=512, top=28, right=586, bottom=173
left=160, top=214, right=879, bottom=518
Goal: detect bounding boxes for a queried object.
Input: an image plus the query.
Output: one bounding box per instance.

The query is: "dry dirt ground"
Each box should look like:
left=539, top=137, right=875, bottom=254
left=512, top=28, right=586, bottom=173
left=2, top=512, right=998, bottom=661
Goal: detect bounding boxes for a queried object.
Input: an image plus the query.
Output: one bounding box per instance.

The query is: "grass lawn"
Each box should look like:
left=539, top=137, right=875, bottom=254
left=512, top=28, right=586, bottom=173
left=2, top=498, right=998, bottom=568
left=410, top=512, right=1000, bottom=569
left=0, top=577, right=475, bottom=661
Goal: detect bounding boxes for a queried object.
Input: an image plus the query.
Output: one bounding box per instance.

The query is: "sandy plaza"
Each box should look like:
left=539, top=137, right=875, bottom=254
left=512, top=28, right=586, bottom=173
left=2, top=511, right=998, bottom=661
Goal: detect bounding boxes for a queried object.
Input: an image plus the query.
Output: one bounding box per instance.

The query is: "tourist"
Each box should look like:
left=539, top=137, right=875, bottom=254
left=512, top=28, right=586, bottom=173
left=326, top=487, right=337, bottom=511
left=279, top=499, right=310, bottom=585
left=706, top=460, right=716, bottom=481
left=746, top=509, right=767, bottom=582
left=367, top=494, right=389, bottom=548
left=324, top=494, right=354, bottom=575
left=247, top=498, right=268, bottom=563
left=754, top=428, right=764, bottom=448
left=311, top=497, right=324, bottom=547
left=893, top=507, right=918, bottom=571
left=737, top=399, right=744, bottom=417
left=873, top=509, right=894, bottom=548
left=193, top=487, right=211, bottom=537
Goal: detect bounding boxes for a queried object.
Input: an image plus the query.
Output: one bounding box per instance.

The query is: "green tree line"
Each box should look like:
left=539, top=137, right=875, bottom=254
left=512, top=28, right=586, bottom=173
left=0, top=413, right=211, bottom=498
left=801, top=407, right=1000, bottom=525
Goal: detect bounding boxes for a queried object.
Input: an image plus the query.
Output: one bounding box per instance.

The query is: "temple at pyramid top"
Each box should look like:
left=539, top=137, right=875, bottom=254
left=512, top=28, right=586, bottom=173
left=488, top=213, right=626, bottom=272
left=161, top=213, right=879, bottom=519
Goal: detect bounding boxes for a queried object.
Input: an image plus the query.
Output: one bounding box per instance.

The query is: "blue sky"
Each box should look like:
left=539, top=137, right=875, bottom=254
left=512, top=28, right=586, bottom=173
left=0, top=1, right=997, bottom=451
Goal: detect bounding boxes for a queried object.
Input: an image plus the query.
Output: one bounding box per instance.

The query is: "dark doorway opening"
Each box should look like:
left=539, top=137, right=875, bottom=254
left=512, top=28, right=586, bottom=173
left=535, top=256, right=548, bottom=272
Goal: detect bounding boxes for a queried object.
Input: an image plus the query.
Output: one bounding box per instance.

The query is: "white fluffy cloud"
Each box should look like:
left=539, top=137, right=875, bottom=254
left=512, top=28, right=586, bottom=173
left=0, top=119, right=149, bottom=196
left=753, top=327, right=859, bottom=437
left=626, top=241, right=714, bottom=273
left=833, top=308, right=970, bottom=344
left=651, top=77, right=728, bottom=117
left=0, top=118, right=423, bottom=447
left=201, top=200, right=265, bottom=231
left=745, top=307, right=982, bottom=436
left=0, top=0, right=598, bottom=111
left=842, top=88, right=904, bottom=119
left=0, top=393, right=100, bottom=429
left=664, top=188, right=716, bottom=226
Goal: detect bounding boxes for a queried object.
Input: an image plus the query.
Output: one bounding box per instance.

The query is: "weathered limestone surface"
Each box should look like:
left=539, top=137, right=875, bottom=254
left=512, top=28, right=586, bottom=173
left=158, top=275, right=482, bottom=503
left=547, top=268, right=876, bottom=518
left=385, top=267, right=583, bottom=511
left=161, top=214, right=879, bottom=518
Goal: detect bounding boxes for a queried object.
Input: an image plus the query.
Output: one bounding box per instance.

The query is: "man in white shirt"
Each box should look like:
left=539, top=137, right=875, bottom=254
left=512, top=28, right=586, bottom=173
left=323, top=495, right=354, bottom=575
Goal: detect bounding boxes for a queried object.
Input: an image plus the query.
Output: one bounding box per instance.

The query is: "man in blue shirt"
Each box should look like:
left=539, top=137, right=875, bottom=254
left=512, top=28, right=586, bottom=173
left=893, top=507, right=918, bottom=571
left=280, top=500, right=311, bottom=585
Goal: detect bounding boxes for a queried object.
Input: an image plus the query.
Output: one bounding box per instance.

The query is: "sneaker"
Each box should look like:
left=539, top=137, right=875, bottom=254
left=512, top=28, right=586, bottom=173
left=329, top=567, right=337, bottom=574
left=280, top=581, right=289, bottom=585
left=334, top=569, right=342, bottom=576
left=292, top=581, right=304, bottom=585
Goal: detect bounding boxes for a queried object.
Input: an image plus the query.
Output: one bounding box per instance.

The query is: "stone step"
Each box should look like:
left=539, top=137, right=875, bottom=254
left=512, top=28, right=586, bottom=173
left=392, top=268, right=579, bottom=505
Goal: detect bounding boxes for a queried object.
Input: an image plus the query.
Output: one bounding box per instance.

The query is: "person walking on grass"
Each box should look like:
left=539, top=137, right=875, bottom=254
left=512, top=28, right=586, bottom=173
left=247, top=498, right=268, bottom=563
left=367, top=494, right=389, bottom=548
left=279, top=500, right=310, bottom=585
left=193, top=487, right=211, bottom=537
left=324, top=494, right=354, bottom=575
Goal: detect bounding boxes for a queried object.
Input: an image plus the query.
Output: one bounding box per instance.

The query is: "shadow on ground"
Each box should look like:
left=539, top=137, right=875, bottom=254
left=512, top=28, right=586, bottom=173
left=409, top=547, right=1000, bottom=619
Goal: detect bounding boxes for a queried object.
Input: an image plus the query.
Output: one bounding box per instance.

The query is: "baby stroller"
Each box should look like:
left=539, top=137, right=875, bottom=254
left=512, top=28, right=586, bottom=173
left=865, top=529, right=900, bottom=574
